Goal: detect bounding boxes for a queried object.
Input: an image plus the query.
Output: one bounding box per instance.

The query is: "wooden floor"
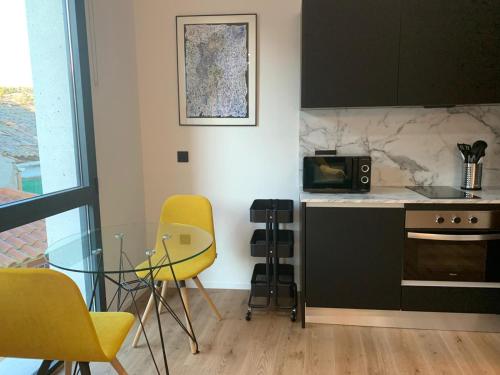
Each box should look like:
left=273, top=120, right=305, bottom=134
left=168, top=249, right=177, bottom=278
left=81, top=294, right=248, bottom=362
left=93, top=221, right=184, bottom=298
left=87, top=289, right=500, bottom=375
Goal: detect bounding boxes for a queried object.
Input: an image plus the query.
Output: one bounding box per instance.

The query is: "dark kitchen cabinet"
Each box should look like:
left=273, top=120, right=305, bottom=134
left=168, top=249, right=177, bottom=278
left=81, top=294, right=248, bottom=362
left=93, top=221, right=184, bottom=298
left=305, top=207, right=404, bottom=310
left=301, top=0, right=401, bottom=108
left=302, top=0, right=500, bottom=108
left=398, top=0, right=500, bottom=106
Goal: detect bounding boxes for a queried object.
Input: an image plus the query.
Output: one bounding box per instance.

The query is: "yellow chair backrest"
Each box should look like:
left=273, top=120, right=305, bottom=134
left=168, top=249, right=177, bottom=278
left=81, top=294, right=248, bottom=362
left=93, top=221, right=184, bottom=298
left=0, top=268, right=108, bottom=362
left=155, top=195, right=216, bottom=258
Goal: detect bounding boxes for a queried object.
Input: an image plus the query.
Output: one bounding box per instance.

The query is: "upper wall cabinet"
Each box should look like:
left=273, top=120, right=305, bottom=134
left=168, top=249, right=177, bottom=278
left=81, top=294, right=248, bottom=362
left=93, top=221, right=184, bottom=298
left=301, top=0, right=500, bottom=108
left=301, top=0, right=401, bottom=108
left=398, top=0, right=500, bottom=106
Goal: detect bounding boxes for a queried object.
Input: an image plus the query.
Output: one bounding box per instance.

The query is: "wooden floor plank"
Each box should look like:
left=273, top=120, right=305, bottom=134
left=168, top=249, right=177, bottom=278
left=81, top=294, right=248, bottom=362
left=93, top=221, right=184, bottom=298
left=80, top=289, right=500, bottom=375
left=411, top=329, right=463, bottom=375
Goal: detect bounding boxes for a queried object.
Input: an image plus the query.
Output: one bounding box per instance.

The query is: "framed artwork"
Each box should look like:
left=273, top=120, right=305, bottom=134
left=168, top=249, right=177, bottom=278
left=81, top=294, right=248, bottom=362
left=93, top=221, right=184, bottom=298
left=176, top=14, right=257, bottom=126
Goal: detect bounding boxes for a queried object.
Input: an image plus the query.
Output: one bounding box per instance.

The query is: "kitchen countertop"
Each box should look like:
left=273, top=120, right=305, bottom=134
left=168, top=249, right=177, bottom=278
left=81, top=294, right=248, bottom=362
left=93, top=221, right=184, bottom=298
left=300, top=187, right=500, bottom=205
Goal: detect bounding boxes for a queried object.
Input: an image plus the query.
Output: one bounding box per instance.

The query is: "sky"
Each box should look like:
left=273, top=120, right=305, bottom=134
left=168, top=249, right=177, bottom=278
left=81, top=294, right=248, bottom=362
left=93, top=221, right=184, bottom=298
left=0, top=0, right=33, bottom=87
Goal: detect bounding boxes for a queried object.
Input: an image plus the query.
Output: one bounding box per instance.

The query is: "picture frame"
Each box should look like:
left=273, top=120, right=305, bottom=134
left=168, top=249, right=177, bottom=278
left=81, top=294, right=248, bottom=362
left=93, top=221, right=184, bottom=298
left=176, top=14, right=257, bottom=126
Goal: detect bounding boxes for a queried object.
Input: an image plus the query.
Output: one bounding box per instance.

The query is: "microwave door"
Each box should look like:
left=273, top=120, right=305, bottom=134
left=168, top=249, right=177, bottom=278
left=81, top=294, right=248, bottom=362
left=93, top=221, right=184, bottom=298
left=304, top=157, right=353, bottom=190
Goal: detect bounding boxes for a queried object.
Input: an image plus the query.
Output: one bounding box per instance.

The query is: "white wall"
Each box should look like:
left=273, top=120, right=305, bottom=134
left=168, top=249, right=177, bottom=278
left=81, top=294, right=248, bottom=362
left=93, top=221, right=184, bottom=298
left=87, top=0, right=145, bottom=229
left=134, top=0, right=301, bottom=289
left=86, top=0, right=147, bottom=298
left=301, top=106, right=500, bottom=187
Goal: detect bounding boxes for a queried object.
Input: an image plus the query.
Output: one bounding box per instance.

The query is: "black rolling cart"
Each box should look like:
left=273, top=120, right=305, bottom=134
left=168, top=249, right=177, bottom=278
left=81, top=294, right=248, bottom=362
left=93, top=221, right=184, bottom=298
left=246, top=199, right=297, bottom=322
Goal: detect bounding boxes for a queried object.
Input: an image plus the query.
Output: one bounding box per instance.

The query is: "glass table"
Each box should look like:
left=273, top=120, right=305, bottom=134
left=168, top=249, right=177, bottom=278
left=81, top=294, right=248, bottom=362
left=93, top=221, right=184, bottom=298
left=43, top=222, right=213, bottom=375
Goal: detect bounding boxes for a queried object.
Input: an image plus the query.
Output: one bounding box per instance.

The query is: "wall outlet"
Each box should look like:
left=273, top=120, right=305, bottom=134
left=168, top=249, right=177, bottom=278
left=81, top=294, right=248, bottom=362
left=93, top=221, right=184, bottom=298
left=177, top=151, right=189, bottom=163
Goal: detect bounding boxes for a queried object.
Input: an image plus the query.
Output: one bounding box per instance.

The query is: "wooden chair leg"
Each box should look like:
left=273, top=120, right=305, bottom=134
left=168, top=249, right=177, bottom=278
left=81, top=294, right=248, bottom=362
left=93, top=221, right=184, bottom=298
left=132, top=288, right=156, bottom=348
left=157, top=281, right=168, bottom=314
left=179, top=283, right=197, bottom=354
left=111, top=358, right=128, bottom=375
left=193, top=276, right=222, bottom=321
left=64, top=361, right=72, bottom=375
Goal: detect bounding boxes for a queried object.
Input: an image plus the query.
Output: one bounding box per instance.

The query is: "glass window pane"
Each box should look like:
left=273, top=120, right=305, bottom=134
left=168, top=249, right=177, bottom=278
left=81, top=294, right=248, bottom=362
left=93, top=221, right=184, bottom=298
left=0, top=206, right=89, bottom=283
left=0, top=0, right=81, bottom=206
left=0, top=215, right=47, bottom=268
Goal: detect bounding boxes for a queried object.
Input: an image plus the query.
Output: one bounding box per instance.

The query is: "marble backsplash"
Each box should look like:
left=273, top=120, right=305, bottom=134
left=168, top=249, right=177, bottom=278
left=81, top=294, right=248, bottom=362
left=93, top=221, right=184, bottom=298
left=300, top=106, right=500, bottom=187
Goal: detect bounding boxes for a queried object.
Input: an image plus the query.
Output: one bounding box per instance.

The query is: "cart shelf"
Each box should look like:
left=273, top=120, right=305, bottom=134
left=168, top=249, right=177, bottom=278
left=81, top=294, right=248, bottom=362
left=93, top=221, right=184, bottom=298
left=250, top=229, right=294, bottom=258
left=250, top=263, right=295, bottom=298
left=250, top=199, right=293, bottom=223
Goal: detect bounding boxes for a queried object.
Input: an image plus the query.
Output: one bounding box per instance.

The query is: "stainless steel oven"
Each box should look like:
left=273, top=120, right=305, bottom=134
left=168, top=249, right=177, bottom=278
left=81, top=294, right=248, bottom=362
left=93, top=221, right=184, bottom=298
left=404, top=210, right=500, bottom=285
left=402, top=208, right=500, bottom=313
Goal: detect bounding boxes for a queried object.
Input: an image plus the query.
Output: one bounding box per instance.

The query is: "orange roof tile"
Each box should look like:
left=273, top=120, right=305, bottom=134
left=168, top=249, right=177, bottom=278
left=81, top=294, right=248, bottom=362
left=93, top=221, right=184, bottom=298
left=0, top=188, right=47, bottom=268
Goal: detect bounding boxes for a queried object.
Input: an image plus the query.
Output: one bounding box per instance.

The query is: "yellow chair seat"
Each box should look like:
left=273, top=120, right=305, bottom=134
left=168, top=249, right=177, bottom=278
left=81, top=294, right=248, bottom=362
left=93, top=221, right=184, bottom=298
left=91, top=312, right=135, bottom=361
left=136, top=247, right=215, bottom=281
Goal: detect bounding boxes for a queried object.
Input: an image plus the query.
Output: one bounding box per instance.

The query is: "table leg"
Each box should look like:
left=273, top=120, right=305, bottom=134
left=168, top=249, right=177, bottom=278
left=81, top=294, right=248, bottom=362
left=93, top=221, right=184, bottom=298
left=104, top=266, right=187, bottom=375
left=147, top=257, right=170, bottom=375
left=36, top=360, right=51, bottom=375
left=161, top=237, right=199, bottom=354
left=128, top=283, right=162, bottom=374
left=78, top=362, right=91, bottom=375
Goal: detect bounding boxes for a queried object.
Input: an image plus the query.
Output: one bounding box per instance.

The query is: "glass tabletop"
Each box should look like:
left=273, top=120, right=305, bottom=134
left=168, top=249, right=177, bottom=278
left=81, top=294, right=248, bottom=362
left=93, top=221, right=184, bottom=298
left=44, top=222, right=213, bottom=274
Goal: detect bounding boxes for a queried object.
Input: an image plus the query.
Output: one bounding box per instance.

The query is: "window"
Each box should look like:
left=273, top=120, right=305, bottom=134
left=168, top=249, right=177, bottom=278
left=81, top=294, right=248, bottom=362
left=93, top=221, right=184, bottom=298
left=0, top=207, right=91, bottom=292
left=0, top=1, right=82, bottom=203
left=0, top=0, right=100, bottom=242
left=0, top=0, right=101, bottom=373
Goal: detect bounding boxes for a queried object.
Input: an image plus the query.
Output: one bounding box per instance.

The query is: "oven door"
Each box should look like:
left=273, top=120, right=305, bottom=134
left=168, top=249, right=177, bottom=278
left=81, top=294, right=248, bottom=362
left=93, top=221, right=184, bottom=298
left=403, top=231, right=500, bottom=283
left=303, top=157, right=354, bottom=192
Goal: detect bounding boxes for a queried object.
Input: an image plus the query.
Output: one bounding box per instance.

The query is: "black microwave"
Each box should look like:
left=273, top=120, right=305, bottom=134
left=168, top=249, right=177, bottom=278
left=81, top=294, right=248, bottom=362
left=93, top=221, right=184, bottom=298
left=303, top=156, right=371, bottom=193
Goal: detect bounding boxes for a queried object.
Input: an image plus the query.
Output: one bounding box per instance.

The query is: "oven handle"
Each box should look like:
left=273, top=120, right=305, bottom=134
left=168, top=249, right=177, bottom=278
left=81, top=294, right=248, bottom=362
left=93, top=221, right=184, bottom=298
left=407, top=232, right=500, bottom=241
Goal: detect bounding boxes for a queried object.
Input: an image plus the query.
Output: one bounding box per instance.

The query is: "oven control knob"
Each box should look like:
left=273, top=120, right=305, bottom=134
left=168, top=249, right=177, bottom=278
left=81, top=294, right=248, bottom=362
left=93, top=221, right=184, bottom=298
left=451, top=216, right=461, bottom=224
left=360, top=176, right=369, bottom=184
left=435, top=216, right=445, bottom=224
left=469, top=216, right=479, bottom=224
left=361, top=164, right=370, bottom=173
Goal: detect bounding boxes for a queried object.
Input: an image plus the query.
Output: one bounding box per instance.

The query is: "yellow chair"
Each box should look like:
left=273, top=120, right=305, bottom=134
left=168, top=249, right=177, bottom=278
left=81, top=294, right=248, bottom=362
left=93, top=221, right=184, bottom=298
left=0, top=268, right=134, bottom=375
left=132, top=195, right=222, bottom=353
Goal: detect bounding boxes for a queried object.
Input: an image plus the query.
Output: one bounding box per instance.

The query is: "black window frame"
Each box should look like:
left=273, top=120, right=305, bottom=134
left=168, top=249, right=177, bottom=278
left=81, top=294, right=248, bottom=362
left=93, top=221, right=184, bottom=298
left=0, top=1, right=106, bottom=373
left=0, top=0, right=104, bottom=307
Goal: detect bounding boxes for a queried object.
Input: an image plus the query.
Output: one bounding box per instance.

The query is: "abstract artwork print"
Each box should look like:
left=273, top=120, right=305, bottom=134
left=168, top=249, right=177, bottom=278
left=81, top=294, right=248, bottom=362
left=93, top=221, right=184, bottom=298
left=177, top=15, right=257, bottom=126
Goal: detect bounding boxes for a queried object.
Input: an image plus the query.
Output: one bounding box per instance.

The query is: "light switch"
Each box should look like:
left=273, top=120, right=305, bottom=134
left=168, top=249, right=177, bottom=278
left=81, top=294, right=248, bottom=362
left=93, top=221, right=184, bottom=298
left=177, top=151, right=189, bottom=163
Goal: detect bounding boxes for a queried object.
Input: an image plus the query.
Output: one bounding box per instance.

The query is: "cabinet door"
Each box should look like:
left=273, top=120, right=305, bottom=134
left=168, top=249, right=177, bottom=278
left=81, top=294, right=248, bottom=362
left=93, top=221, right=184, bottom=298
left=305, top=207, right=404, bottom=310
left=398, top=0, right=500, bottom=106
left=301, top=0, right=401, bottom=108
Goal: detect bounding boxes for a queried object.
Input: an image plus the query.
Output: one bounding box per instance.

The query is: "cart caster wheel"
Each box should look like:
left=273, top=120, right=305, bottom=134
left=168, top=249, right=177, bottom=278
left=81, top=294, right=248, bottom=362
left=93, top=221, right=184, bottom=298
left=290, top=309, right=297, bottom=322
left=245, top=311, right=252, bottom=321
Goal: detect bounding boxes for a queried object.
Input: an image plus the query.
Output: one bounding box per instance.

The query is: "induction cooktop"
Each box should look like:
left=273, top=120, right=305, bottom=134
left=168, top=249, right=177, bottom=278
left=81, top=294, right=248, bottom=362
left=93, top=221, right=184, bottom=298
left=406, top=186, right=481, bottom=199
